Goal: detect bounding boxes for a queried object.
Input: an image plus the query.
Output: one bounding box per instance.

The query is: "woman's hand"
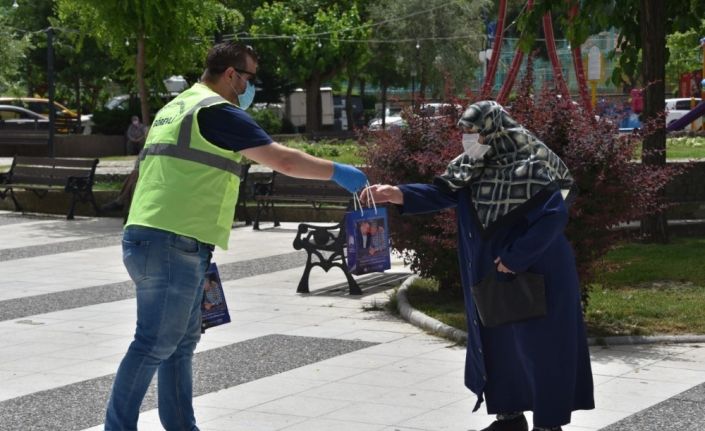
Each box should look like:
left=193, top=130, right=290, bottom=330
left=494, top=257, right=515, bottom=274
left=360, top=184, right=404, bottom=205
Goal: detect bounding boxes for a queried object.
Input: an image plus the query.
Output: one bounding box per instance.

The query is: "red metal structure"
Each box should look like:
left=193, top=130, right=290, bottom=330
left=481, top=0, right=591, bottom=112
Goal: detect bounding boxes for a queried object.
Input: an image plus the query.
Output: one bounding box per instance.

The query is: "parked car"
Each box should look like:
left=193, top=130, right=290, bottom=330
left=368, top=103, right=463, bottom=131
left=0, top=97, right=91, bottom=133
left=104, top=93, right=179, bottom=111
left=665, top=98, right=702, bottom=128
left=0, top=105, right=49, bottom=128
left=368, top=106, right=404, bottom=130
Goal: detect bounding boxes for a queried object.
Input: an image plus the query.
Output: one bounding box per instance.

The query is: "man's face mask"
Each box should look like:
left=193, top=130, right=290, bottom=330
left=462, top=133, right=490, bottom=160
left=229, top=71, right=256, bottom=110
left=237, top=80, right=255, bottom=110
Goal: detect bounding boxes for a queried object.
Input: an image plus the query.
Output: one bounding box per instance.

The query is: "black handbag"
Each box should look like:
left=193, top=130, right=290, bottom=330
left=470, top=267, right=546, bottom=328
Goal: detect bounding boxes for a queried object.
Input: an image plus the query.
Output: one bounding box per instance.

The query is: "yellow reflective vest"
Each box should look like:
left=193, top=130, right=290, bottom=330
left=126, top=83, right=243, bottom=250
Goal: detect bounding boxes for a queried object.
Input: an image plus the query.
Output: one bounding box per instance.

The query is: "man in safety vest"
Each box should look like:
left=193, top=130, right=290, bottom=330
left=104, top=42, right=367, bottom=430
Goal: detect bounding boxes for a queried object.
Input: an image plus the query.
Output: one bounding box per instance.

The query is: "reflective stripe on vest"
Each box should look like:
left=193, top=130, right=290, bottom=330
left=138, top=95, right=243, bottom=177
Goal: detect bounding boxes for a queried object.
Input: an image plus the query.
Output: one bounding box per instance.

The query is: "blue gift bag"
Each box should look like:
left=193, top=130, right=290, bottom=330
left=345, top=204, right=391, bottom=275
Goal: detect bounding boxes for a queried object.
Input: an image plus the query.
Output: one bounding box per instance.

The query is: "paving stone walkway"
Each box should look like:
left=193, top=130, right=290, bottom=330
left=0, top=211, right=703, bottom=430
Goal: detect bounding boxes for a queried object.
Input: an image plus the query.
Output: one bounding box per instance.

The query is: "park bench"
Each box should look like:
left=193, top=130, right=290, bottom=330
left=292, top=221, right=361, bottom=295
left=0, top=156, right=100, bottom=220
left=252, top=172, right=352, bottom=230
left=0, top=129, right=50, bottom=148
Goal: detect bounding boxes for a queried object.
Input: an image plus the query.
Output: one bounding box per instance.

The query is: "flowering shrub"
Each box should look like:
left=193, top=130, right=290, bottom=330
left=363, top=74, right=686, bottom=306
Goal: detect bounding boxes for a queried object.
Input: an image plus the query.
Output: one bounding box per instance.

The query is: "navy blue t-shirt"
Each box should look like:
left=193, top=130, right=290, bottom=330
left=197, top=104, right=272, bottom=152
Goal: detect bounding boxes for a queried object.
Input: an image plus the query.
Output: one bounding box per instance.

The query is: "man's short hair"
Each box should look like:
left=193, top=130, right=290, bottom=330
left=204, top=42, right=258, bottom=79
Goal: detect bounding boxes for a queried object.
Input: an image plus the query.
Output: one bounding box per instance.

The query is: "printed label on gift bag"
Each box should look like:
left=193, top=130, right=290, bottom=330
left=201, top=262, right=231, bottom=333
left=346, top=207, right=391, bottom=275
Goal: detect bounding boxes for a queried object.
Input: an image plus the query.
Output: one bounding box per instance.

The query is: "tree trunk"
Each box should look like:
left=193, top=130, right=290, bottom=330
left=75, top=76, right=82, bottom=129
left=345, top=76, right=355, bottom=131
left=639, top=0, right=669, bottom=242
left=381, top=80, right=388, bottom=129
left=305, top=74, right=322, bottom=133
left=136, top=31, right=150, bottom=125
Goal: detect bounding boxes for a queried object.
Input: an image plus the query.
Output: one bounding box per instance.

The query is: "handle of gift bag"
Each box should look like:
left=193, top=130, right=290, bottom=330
left=353, top=181, right=377, bottom=216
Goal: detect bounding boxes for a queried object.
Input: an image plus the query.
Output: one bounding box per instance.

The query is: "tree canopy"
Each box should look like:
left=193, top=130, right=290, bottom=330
left=56, top=0, right=242, bottom=123
left=249, top=0, right=370, bottom=132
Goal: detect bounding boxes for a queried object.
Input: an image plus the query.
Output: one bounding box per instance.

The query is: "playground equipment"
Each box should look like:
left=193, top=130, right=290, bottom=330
left=481, top=0, right=591, bottom=112
left=666, top=100, right=705, bottom=132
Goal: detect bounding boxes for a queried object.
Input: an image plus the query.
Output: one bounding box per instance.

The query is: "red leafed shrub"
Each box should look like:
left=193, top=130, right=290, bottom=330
left=362, top=85, right=686, bottom=306
left=362, top=104, right=465, bottom=292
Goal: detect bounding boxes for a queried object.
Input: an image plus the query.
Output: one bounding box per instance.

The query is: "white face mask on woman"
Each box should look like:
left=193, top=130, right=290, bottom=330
left=462, top=133, right=490, bottom=160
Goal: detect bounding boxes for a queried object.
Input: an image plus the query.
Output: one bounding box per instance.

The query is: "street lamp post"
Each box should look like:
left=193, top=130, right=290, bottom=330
left=410, top=69, right=417, bottom=109
left=46, top=27, right=56, bottom=157
left=412, top=40, right=420, bottom=108
left=700, top=37, right=705, bottom=100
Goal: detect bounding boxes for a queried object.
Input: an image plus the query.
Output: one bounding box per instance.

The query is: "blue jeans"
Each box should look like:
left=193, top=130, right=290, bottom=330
left=105, top=226, right=213, bottom=431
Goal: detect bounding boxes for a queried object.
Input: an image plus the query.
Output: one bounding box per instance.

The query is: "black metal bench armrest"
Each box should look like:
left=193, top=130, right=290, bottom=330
left=252, top=171, right=275, bottom=196
left=293, top=222, right=345, bottom=252
left=0, top=172, right=9, bottom=185
left=65, top=176, right=92, bottom=192
left=253, top=181, right=274, bottom=196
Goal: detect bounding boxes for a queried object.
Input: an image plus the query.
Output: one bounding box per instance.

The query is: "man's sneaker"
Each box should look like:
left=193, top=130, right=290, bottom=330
left=480, top=414, right=529, bottom=431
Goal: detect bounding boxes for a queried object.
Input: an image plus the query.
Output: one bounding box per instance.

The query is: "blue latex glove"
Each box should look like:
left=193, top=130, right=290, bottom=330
left=331, top=162, right=367, bottom=194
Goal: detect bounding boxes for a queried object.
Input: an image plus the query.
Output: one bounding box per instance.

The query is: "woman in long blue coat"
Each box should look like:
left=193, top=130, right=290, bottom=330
left=363, top=101, right=594, bottom=431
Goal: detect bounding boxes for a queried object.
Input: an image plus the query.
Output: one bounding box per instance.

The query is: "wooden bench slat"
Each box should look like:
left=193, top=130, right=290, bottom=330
left=10, top=175, right=64, bottom=187
left=15, top=156, right=97, bottom=168
left=13, top=166, right=93, bottom=179
left=8, top=183, right=63, bottom=190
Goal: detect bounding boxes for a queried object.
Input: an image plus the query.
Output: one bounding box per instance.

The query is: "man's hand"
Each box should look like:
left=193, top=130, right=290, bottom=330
left=331, top=162, right=368, bottom=193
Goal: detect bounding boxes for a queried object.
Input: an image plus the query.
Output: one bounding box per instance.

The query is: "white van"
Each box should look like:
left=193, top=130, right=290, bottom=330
left=285, top=87, right=334, bottom=128
left=665, top=98, right=702, bottom=129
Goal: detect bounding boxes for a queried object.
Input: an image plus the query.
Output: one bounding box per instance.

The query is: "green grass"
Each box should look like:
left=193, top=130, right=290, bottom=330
left=99, top=155, right=138, bottom=162
left=585, top=284, right=705, bottom=336
left=405, top=279, right=467, bottom=332
left=632, top=137, right=705, bottom=160
left=93, top=181, right=123, bottom=191
left=594, top=237, right=705, bottom=287
left=405, top=236, right=705, bottom=338
left=665, top=136, right=705, bottom=159
left=283, top=139, right=363, bottom=164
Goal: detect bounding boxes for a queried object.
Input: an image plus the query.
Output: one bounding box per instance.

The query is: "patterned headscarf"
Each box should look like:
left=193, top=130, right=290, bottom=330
left=436, top=101, right=575, bottom=236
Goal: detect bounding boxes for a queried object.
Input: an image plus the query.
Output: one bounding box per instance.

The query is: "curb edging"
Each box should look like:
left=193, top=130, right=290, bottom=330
left=396, top=275, right=705, bottom=346
left=396, top=275, right=468, bottom=345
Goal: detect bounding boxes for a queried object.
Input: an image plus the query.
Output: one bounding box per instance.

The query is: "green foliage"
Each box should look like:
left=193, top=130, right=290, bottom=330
left=91, top=107, right=138, bottom=135
left=0, top=9, right=30, bottom=95
left=366, top=0, right=490, bottom=97
left=55, top=0, right=243, bottom=121
left=249, top=108, right=283, bottom=135
left=251, top=1, right=370, bottom=86
left=250, top=1, right=370, bottom=131
left=666, top=20, right=705, bottom=94
left=284, top=139, right=362, bottom=164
